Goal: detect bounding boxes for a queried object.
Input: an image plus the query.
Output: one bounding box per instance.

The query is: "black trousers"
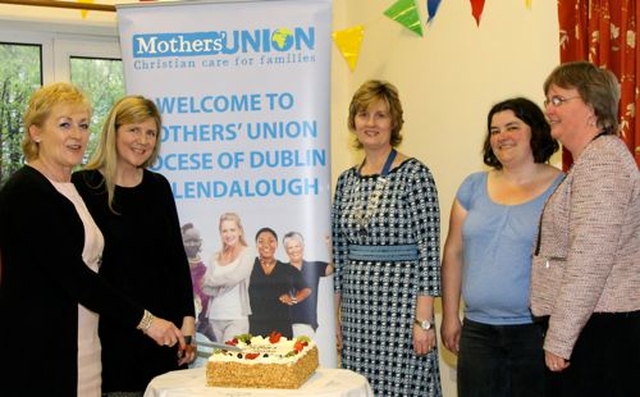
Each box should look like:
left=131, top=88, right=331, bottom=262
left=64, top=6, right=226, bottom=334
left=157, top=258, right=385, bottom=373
left=457, top=319, right=546, bottom=397
left=543, top=310, right=640, bottom=397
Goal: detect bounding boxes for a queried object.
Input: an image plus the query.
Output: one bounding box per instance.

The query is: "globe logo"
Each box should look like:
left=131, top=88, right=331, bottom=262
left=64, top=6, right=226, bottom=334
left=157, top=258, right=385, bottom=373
left=271, top=28, right=294, bottom=51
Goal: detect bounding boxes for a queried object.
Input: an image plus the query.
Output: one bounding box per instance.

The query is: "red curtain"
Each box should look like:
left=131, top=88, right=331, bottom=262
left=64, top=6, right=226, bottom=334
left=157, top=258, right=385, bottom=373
left=557, top=0, right=639, bottom=169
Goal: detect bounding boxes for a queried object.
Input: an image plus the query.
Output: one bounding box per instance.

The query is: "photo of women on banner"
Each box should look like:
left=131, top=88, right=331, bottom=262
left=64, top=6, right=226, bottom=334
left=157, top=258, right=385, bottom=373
left=249, top=227, right=310, bottom=339
left=116, top=0, right=335, bottom=367
left=181, top=222, right=215, bottom=341
left=202, top=212, right=254, bottom=343
left=283, top=231, right=333, bottom=339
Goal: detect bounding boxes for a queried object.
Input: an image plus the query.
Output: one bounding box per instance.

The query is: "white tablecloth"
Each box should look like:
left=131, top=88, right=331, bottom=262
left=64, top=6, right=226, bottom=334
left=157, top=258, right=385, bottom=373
left=144, top=367, right=373, bottom=397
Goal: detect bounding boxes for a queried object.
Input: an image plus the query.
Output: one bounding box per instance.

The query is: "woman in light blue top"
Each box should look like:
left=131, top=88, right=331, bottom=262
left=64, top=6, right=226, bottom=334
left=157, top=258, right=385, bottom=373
left=440, top=97, right=563, bottom=397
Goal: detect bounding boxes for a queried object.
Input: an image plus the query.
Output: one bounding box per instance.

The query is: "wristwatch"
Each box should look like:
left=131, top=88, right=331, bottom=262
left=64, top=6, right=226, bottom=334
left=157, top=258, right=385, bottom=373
left=414, top=318, right=434, bottom=331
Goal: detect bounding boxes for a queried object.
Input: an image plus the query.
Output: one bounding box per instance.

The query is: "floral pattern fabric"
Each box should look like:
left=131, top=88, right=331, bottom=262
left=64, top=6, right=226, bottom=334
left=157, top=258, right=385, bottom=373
left=558, top=0, right=639, bottom=168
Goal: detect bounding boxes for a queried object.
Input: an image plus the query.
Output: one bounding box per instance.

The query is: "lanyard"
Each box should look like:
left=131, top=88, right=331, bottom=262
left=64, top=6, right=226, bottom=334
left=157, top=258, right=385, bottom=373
left=358, top=148, right=397, bottom=177
left=380, top=148, right=397, bottom=176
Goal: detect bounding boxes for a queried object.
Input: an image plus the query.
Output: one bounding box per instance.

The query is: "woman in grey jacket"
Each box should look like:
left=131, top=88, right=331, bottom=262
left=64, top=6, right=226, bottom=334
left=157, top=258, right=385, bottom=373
left=531, top=61, right=640, bottom=396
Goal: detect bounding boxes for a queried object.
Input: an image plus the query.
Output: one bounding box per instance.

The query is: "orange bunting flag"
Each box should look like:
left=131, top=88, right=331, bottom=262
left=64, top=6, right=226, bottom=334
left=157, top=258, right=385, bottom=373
left=332, top=25, right=365, bottom=72
left=469, top=0, right=485, bottom=26
left=78, top=0, right=95, bottom=19
left=384, top=0, right=423, bottom=37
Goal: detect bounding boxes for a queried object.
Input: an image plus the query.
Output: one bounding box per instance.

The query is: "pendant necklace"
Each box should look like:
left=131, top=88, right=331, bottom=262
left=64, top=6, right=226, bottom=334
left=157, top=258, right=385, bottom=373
left=352, top=149, right=397, bottom=234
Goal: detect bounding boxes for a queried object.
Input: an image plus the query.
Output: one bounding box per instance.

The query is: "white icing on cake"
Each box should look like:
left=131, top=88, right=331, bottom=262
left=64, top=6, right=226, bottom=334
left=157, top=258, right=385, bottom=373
left=208, top=335, right=316, bottom=365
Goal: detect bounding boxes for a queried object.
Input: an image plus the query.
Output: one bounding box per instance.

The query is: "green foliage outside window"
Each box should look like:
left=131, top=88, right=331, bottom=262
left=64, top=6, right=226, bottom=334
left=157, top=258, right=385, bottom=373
left=0, top=43, right=41, bottom=187
left=70, top=57, right=125, bottom=164
left=0, top=44, right=124, bottom=188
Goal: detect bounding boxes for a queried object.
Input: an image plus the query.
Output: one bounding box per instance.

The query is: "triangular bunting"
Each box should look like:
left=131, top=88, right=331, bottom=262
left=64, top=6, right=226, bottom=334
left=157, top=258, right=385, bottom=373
left=525, top=0, right=533, bottom=9
left=470, top=0, right=485, bottom=26
left=332, top=25, right=365, bottom=72
left=426, top=0, right=442, bottom=24
left=78, top=0, right=95, bottom=19
left=384, top=0, right=423, bottom=37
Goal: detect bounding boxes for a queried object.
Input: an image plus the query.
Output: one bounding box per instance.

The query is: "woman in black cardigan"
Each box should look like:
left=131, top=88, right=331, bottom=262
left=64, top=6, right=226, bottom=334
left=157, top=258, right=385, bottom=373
left=0, top=83, right=186, bottom=397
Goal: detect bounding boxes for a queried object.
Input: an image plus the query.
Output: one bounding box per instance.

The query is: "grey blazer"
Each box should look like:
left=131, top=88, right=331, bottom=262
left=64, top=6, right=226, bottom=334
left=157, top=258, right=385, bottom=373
left=530, top=135, right=640, bottom=359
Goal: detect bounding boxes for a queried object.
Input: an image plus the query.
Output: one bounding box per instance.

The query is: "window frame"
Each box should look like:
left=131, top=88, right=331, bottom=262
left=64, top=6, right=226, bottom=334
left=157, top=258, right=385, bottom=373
left=0, top=17, right=121, bottom=84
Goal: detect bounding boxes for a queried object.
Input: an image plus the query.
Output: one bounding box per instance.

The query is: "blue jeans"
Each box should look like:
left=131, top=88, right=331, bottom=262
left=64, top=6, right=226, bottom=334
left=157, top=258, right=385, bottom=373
left=458, top=318, right=546, bottom=397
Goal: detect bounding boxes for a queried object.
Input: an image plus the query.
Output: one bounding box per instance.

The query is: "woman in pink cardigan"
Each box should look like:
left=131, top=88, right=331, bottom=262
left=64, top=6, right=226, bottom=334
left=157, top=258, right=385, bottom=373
left=531, top=61, right=640, bottom=396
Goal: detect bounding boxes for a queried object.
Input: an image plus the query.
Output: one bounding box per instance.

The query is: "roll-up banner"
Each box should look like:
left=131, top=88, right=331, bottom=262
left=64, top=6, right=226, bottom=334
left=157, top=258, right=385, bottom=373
left=117, top=0, right=335, bottom=367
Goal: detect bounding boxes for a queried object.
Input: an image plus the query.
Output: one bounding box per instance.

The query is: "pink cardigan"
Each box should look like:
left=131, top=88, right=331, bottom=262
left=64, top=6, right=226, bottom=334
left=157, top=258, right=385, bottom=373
left=530, top=135, right=640, bottom=359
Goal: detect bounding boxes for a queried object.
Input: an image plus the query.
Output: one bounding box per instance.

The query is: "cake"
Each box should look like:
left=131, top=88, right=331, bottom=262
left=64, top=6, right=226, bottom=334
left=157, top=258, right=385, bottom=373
left=206, top=332, right=319, bottom=389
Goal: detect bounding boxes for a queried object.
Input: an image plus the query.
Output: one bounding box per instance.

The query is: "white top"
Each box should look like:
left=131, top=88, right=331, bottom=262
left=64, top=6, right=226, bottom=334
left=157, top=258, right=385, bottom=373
left=203, top=246, right=254, bottom=318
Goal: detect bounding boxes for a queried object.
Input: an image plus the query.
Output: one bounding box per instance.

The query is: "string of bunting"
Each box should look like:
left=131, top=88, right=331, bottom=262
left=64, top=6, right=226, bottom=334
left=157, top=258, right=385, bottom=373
left=68, top=0, right=533, bottom=71
left=333, top=0, right=535, bottom=72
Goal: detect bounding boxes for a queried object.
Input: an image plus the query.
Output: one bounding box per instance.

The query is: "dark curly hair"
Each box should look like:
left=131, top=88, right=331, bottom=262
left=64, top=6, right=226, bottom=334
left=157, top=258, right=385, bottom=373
left=483, top=97, right=559, bottom=169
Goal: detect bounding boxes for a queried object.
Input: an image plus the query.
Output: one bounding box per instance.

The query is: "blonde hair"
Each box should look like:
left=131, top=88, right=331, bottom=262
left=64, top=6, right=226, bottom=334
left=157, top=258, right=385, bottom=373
left=348, top=80, right=404, bottom=149
left=218, top=212, right=248, bottom=248
left=22, top=82, right=92, bottom=161
left=83, top=95, right=162, bottom=213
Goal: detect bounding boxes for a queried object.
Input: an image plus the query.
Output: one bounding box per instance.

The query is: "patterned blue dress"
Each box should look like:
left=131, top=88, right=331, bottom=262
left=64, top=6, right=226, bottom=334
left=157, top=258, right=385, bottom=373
left=332, top=158, right=442, bottom=396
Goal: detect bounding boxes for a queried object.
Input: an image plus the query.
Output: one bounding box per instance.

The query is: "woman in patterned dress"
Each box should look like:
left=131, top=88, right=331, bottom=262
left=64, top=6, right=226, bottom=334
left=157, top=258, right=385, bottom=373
left=332, top=80, right=443, bottom=396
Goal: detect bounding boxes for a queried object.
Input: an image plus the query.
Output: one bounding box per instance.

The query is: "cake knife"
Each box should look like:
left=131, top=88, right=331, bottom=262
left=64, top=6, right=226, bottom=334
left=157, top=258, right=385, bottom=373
left=198, top=340, right=244, bottom=352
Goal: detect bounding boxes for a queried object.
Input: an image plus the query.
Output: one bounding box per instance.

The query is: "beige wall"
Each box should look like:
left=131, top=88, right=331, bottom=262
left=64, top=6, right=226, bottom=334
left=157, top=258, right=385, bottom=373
left=331, top=0, right=561, bottom=201
left=0, top=1, right=560, bottom=395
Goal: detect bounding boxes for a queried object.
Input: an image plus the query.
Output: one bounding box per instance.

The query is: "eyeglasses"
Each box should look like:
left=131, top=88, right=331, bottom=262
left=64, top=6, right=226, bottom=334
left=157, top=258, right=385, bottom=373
left=544, top=95, right=581, bottom=107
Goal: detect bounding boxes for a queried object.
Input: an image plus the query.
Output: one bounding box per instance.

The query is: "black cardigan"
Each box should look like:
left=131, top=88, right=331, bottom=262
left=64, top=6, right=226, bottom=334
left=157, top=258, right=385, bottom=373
left=72, top=169, right=195, bottom=392
left=0, top=166, right=145, bottom=396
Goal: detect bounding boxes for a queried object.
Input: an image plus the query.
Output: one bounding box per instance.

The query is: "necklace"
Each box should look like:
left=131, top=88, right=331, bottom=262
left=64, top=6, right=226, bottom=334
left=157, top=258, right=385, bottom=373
left=351, top=149, right=397, bottom=234
left=261, top=259, right=276, bottom=267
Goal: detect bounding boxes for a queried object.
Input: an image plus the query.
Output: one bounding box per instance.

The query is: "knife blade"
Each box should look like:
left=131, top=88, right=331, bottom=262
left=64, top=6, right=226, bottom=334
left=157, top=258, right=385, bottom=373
left=197, top=340, right=244, bottom=352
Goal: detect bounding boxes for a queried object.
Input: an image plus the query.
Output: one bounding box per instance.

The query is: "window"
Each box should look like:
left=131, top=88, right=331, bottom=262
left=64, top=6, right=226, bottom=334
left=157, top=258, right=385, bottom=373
left=0, top=42, right=42, bottom=184
left=0, top=22, right=123, bottom=186
left=56, top=37, right=126, bottom=161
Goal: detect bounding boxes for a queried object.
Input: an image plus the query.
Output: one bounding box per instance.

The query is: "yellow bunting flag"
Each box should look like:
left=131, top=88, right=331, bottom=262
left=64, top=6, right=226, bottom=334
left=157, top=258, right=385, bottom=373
left=78, top=0, right=95, bottom=19
left=384, top=0, right=423, bottom=37
left=525, top=0, right=533, bottom=9
left=332, top=25, right=365, bottom=72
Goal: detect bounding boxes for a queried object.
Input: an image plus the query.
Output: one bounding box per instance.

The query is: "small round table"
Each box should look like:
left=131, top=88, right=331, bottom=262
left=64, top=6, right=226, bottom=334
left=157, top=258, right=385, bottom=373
left=144, top=367, right=373, bottom=397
